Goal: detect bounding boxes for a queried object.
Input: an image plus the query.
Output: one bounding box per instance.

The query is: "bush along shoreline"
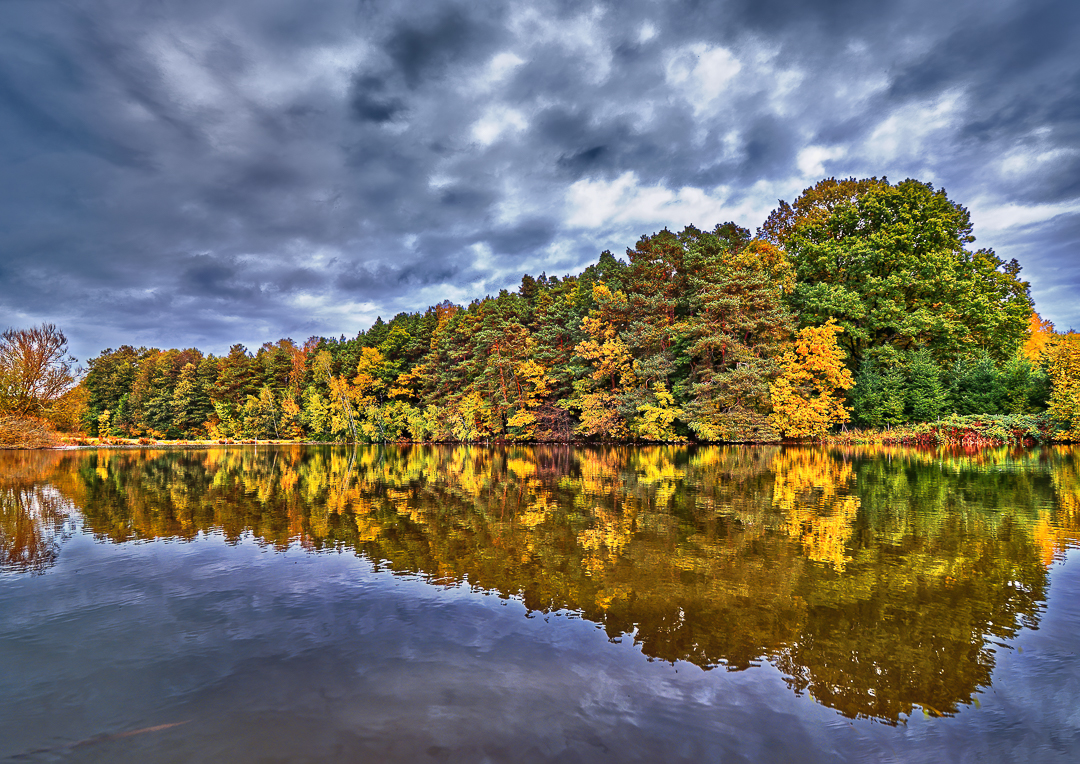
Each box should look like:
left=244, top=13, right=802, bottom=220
left=824, top=413, right=1067, bottom=447
left=5, top=177, right=1080, bottom=448
left=32, top=414, right=1079, bottom=449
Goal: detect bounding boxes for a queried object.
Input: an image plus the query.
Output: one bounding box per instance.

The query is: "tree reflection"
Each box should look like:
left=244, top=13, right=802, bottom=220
left=2, top=443, right=1078, bottom=722
left=0, top=451, right=73, bottom=573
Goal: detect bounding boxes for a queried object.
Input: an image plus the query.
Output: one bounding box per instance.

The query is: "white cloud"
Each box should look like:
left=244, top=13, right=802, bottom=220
left=428, top=173, right=454, bottom=189
left=492, top=177, right=539, bottom=226
left=508, top=5, right=613, bottom=84
left=862, top=89, right=965, bottom=165
left=470, top=51, right=526, bottom=91
left=998, top=145, right=1080, bottom=179
left=968, top=199, right=1080, bottom=232
left=470, top=105, right=528, bottom=145
left=146, top=31, right=227, bottom=110
left=796, top=145, right=846, bottom=178
left=665, top=43, right=742, bottom=111
left=565, top=171, right=731, bottom=230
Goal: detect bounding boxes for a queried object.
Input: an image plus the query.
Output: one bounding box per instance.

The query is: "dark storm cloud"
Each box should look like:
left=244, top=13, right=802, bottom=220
left=1, top=0, right=1078, bottom=360
left=350, top=75, right=405, bottom=123
left=384, top=7, right=505, bottom=88
left=888, top=0, right=1077, bottom=102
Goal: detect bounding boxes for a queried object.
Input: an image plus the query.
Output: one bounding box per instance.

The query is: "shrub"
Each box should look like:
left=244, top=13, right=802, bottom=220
left=0, top=416, right=61, bottom=449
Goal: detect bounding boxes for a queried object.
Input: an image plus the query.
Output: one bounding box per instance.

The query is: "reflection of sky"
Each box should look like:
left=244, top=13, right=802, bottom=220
left=2, top=531, right=1078, bottom=762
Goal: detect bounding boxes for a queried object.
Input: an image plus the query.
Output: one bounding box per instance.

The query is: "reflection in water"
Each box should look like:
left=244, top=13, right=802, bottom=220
left=2, top=444, right=1078, bottom=723
left=0, top=451, right=75, bottom=573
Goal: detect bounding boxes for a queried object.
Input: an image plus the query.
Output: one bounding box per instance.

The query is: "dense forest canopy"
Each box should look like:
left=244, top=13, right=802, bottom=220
left=22, top=176, right=1078, bottom=443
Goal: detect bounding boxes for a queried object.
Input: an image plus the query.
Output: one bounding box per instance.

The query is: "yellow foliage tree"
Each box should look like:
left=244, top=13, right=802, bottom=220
left=1023, top=311, right=1056, bottom=362
left=352, top=347, right=392, bottom=441
left=769, top=320, right=855, bottom=438
left=572, top=284, right=636, bottom=440
left=506, top=359, right=554, bottom=440
left=279, top=394, right=305, bottom=439
left=313, top=350, right=358, bottom=442
left=1047, top=333, right=1080, bottom=440
left=632, top=382, right=684, bottom=442
left=352, top=347, right=388, bottom=404
left=46, top=384, right=89, bottom=433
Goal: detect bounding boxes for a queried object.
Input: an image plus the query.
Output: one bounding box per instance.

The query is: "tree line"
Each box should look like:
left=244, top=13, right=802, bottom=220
left=7, top=176, right=1080, bottom=443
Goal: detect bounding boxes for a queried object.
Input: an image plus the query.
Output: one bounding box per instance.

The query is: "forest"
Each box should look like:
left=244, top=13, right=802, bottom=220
left=6, top=177, right=1080, bottom=444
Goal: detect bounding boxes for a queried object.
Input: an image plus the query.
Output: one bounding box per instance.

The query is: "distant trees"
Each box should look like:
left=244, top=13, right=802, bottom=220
left=31, top=174, right=1076, bottom=445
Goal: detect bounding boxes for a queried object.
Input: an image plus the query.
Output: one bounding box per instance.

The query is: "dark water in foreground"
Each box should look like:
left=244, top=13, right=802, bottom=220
left=2, top=445, right=1079, bottom=762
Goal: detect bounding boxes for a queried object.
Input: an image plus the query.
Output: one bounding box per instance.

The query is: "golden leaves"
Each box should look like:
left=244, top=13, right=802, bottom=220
left=770, top=320, right=855, bottom=439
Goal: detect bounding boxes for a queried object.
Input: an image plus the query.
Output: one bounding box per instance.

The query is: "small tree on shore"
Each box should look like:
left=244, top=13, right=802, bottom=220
left=0, top=324, right=78, bottom=417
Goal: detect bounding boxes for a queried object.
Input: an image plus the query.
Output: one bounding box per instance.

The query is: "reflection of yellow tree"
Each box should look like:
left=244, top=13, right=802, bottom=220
left=771, top=448, right=859, bottom=570
left=1048, top=446, right=1080, bottom=555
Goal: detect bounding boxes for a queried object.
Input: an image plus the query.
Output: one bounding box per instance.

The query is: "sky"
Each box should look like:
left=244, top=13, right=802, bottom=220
left=1, top=0, right=1078, bottom=361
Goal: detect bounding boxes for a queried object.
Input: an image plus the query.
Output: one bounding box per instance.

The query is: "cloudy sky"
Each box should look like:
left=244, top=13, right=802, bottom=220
left=1, top=0, right=1078, bottom=360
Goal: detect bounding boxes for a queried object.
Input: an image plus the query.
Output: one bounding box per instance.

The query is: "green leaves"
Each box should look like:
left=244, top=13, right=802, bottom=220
left=785, top=178, right=1032, bottom=364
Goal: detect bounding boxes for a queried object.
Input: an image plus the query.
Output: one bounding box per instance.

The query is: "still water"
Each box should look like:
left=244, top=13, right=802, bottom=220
left=2, top=445, right=1079, bottom=762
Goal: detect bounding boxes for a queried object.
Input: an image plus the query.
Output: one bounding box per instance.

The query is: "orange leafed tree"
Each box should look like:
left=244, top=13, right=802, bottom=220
left=0, top=324, right=78, bottom=417
left=1023, top=311, right=1056, bottom=362
left=769, top=320, right=855, bottom=438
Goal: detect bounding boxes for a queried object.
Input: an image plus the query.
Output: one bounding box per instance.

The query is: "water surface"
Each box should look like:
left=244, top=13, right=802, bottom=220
left=2, top=445, right=1079, bottom=762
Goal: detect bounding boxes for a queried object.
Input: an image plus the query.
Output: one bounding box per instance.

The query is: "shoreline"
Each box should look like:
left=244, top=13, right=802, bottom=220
left=12, top=436, right=1075, bottom=451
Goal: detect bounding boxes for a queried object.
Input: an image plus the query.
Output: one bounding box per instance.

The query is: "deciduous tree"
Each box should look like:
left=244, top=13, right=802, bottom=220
left=0, top=324, right=78, bottom=417
left=770, top=321, right=854, bottom=438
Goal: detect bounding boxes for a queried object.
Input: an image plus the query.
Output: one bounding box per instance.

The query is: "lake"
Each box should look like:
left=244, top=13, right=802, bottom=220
left=2, top=444, right=1079, bottom=762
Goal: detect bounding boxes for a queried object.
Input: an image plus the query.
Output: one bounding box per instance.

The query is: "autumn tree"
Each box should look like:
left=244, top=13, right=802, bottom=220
left=770, top=321, right=854, bottom=438
left=1046, top=334, right=1080, bottom=439
left=241, top=386, right=280, bottom=439
left=314, top=350, right=358, bottom=442
left=677, top=227, right=795, bottom=441
left=46, top=385, right=89, bottom=433
left=1023, top=312, right=1056, bottom=362
left=571, top=284, right=637, bottom=440
left=0, top=324, right=78, bottom=417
